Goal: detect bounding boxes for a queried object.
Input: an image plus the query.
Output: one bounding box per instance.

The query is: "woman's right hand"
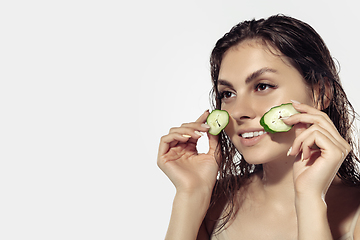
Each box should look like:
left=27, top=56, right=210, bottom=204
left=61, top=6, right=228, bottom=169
left=157, top=110, right=220, bottom=195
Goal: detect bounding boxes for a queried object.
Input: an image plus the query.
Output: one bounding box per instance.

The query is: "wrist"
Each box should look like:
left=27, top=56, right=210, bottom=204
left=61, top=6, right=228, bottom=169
left=176, top=183, right=213, bottom=199
left=295, top=189, right=326, bottom=206
left=175, top=187, right=212, bottom=210
left=295, top=195, right=332, bottom=240
left=165, top=189, right=211, bottom=240
left=295, top=194, right=327, bottom=213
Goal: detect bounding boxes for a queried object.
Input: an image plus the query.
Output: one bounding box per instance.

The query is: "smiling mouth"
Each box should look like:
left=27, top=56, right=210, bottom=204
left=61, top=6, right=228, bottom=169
left=241, top=131, right=266, bottom=139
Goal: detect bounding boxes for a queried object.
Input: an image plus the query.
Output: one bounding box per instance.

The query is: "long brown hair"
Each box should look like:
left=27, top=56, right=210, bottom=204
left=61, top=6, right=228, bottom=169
left=209, top=14, right=360, bottom=231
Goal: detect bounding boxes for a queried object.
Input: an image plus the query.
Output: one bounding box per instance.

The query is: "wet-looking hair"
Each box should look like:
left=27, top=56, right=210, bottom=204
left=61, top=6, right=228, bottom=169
left=209, top=14, right=360, bottom=231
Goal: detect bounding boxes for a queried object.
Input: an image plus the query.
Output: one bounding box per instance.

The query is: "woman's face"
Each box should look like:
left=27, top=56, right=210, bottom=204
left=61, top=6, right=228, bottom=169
left=218, top=40, right=314, bottom=164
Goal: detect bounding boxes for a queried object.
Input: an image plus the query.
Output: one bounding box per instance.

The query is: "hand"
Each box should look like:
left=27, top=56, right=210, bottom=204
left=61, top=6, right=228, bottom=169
left=283, top=102, right=351, bottom=198
left=157, top=110, right=219, bottom=194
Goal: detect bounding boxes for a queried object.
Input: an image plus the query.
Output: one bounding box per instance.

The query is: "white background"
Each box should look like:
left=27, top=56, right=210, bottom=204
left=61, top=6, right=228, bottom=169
left=0, top=0, right=359, bottom=239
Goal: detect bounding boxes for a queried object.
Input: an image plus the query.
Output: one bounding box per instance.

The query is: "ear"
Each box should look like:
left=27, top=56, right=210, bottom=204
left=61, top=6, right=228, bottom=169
left=312, top=78, right=332, bottom=110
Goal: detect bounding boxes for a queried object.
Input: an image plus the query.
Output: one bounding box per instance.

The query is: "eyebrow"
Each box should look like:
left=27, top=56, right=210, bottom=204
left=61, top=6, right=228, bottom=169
left=217, top=67, right=278, bottom=87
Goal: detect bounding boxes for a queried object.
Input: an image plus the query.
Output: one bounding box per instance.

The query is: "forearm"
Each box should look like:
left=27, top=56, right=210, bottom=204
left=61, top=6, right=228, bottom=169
left=296, top=195, right=332, bottom=240
left=165, top=190, right=211, bottom=240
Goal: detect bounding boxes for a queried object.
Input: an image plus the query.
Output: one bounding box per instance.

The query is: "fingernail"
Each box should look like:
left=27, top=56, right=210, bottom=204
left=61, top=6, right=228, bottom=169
left=182, top=134, right=192, bottom=138
left=291, top=100, right=301, bottom=105
left=195, top=131, right=204, bottom=137
left=287, top=146, right=292, bottom=156
left=201, top=124, right=210, bottom=129
left=280, top=116, right=290, bottom=120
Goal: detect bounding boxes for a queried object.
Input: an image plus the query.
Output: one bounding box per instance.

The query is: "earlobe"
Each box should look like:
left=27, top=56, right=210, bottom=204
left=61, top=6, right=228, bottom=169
left=322, top=86, right=332, bottom=109
left=313, top=78, right=332, bottom=110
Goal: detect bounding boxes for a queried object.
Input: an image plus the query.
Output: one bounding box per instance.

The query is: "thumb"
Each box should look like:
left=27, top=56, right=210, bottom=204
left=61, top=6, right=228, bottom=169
left=207, top=132, right=220, bottom=162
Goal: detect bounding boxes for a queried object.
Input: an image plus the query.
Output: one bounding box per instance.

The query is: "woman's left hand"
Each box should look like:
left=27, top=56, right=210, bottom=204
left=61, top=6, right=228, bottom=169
left=283, top=101, right=351, bottom=198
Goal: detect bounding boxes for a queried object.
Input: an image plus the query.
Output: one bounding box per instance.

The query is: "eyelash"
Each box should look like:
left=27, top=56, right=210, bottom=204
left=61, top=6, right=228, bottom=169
left=254, top=83, right=277, bottom=92
left=218, top=90, right=235, bottom=100
left=218, top=83, right=277, bottom=100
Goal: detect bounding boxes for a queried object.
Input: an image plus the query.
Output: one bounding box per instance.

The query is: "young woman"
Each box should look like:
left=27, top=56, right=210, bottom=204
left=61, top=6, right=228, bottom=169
left=157, top=15, right=360, bottom=240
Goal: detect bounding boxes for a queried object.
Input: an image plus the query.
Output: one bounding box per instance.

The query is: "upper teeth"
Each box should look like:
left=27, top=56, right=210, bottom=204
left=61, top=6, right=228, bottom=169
left=241, top=131, right=266, bottom=138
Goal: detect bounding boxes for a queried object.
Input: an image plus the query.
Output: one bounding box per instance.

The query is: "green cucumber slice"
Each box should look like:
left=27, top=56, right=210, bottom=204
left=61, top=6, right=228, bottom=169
left=260, top=103, right=299, bottom=133
left=206, top=110, right=229, bottom=135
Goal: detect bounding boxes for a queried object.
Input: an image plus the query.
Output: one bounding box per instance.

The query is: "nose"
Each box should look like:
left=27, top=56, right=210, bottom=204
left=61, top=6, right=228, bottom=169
left=226, top=96, right=256, bottom=123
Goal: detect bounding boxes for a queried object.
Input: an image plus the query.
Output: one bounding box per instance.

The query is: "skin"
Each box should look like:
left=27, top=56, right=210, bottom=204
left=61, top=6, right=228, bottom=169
left=158, top=39, right=360, bottom=240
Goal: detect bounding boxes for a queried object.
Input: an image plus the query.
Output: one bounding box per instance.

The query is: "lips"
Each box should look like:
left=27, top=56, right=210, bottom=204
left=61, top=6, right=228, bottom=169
left=241, top=130, right=266, bottom=139
left=238, top=128, right=266, bottom=138
left=237, top=129, right=268, bottom=147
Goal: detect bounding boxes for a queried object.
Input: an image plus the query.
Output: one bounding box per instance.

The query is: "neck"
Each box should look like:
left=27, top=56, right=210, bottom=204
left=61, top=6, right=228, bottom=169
left=258, top=156, right=296, bottom=204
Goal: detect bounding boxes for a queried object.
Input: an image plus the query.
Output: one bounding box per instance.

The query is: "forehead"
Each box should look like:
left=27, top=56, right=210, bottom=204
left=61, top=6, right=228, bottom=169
left=219, top=40, right=298, bottom=80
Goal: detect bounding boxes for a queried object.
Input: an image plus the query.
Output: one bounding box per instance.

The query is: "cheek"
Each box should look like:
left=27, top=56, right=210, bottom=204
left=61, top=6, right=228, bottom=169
left=255, top=96, right=285, bottom=116
left=286, top=84, right=314, bottom=106
left=258, top=100, right=276, bottom=113
left=224, top=117, right=236, bottom=136
left=268, top=128, right=297, bottom=145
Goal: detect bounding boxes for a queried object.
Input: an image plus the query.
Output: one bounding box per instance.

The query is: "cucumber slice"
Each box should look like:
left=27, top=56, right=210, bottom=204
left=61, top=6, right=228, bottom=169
left=206, top=110, right=229, bottom=135
left=260, top=103, right=299, bottom=133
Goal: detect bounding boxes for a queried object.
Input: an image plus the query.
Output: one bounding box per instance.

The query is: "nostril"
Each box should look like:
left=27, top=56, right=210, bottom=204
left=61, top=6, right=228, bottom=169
left=230, top=114, right=250, bottom=118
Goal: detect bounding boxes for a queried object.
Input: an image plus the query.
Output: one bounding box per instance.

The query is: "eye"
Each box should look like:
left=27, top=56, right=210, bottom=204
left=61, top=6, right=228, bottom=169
left=255, top=83, right=276, bottom=92
left=219, top=90, right=236, bottom=101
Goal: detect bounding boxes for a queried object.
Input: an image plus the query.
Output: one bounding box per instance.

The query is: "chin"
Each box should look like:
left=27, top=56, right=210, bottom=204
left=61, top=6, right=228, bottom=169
left=242, top=156, right=269, bottom=166
left=239, top=146, right=288, bottom=165
left=230, top=133, right=291, bottom=165
left=238, top=149, right=268, bottom=165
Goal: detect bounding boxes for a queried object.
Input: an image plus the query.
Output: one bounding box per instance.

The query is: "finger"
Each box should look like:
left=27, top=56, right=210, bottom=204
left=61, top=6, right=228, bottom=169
left=291, top=125, right=337, bottom=154
left=289, top=124, right=348, bottom=159
left=284, top=102, right=351, bottom=157
left=285, top=113, right=349, bottom=154
left=293, top=133, right=345, bottom=194
left=295, top=130, right=346, bottom=165
left=168, top=121, right=211, bottom=145
left=158, top=133, right=192, bottom=158
left=195, top=109, right=210, bottom=123
left=293, top=122, right=308, bottom=138
left=289, top=101, right=336, bottom=128
left=169, top=125, right=209, bottom=141
left=207, top=132, right=219, bottom=157
left=283, top=111, right=345, bottom=148
left=168, top=111, right=211, bottom=134
left=179, top=122, right=211, bottom=132
left=283, top=112, right=335, bottom=134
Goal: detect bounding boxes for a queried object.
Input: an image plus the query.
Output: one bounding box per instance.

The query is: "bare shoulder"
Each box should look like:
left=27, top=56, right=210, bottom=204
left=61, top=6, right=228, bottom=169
left=326, top=182, right=360, bottom=239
